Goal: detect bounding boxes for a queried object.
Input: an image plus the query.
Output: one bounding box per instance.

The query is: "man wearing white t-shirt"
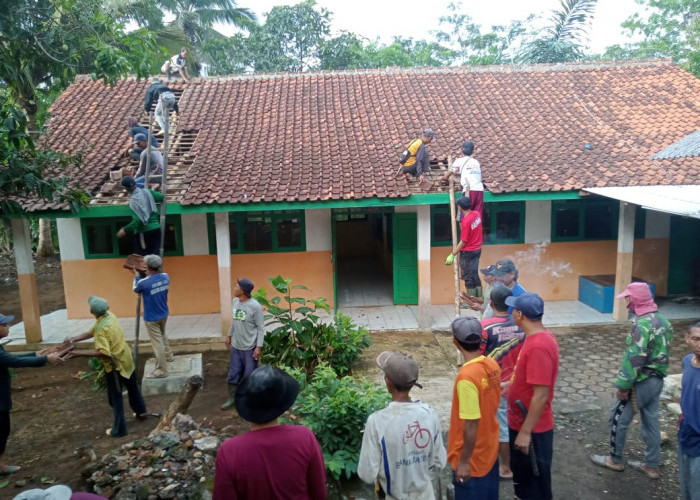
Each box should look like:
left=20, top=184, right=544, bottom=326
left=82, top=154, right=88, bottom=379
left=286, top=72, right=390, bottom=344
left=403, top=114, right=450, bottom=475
left=456, top=141, right=484, bottom=215
left=358, top=351, right=447, bottom=499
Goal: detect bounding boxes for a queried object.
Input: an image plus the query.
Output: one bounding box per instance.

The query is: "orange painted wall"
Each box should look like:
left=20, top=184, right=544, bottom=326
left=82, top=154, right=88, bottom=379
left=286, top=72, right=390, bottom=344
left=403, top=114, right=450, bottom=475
left=430, top=238, right=669, bottom=304
left=62, top=251, right=334, bottom=319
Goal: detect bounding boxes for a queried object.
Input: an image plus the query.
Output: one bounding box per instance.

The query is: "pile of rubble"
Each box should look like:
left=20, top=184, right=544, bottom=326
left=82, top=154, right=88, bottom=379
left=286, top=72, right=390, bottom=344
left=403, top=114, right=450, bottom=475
left=82, top=414, right=226, bottom=500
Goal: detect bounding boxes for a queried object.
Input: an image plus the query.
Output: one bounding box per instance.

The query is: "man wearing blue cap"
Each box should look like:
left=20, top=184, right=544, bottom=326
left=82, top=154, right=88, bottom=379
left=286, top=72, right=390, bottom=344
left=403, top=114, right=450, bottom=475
left=221, top=278, right=265, bottom=410
left=505, top=293, right=559, bottom=500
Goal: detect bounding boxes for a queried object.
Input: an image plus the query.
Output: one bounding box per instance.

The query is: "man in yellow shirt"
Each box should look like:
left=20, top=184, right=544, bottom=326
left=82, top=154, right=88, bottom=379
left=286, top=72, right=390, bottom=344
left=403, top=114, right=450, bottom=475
left=401, top=129, right=436, bottom=181
left=66, top=296, right=148, bottom=438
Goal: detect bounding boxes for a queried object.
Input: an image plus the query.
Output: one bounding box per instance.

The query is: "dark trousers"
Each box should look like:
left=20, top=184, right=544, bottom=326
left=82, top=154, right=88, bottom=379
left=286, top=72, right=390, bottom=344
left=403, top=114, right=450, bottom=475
left=452, top=459, right=499, bottom=500
left=133, top=227, right=161, bottom=256
left=509, top=428, right=554, bottom=500
left=105, top=370, right=147, bottom=437
left=459, top=249, right=482, bottom=289
left=226, top=347, right=258, bottom=385
left=0, top=411, right=9, bottom=455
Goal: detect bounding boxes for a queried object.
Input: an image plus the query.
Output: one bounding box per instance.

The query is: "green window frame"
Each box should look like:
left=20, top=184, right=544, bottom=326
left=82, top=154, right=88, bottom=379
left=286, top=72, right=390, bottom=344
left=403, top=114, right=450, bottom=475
left=551, top=198, right=619, bottom=242
left=483, top=201, right=525, bottom=244
left=82, top=215, right=183, bottom=259
left=431, top=204, right=454, bottom=246
left=207, top=211, right=306, bottom=254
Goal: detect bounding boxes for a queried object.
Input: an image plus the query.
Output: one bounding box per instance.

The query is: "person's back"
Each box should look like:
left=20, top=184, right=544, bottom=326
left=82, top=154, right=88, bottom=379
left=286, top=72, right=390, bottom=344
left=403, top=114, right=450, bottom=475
left=214, top=424, right=324, bottom=499
left=359, top=401, right=444, bottom=499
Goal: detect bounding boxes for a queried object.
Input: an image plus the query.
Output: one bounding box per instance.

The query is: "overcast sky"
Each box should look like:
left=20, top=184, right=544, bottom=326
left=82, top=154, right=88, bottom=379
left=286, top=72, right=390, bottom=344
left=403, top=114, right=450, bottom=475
left=231, top=0, right=645, bottom=53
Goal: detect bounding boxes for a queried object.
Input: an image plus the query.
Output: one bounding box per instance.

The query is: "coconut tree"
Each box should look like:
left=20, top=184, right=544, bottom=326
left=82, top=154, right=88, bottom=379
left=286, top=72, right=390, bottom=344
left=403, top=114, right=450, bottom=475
left=105, top=0, right=257, bottom=74
left=518, top=0, right=598, bottom=63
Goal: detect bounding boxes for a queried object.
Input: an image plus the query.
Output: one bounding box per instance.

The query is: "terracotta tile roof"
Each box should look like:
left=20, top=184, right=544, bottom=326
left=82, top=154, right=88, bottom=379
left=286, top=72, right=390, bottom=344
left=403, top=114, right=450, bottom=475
left=40, top=59, right=700, bottom=210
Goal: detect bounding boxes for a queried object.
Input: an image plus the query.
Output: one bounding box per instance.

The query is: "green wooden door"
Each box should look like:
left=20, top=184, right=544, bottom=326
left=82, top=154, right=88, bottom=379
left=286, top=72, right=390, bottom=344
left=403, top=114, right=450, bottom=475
left=667, top=216, right=700, bottom=295
left=393, top=213, right=418, bottom=304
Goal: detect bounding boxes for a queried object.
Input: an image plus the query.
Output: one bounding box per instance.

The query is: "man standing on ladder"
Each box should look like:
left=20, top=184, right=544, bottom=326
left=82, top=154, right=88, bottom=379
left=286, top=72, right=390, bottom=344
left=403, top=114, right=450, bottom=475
left=445, top=196, right=483, bottom=298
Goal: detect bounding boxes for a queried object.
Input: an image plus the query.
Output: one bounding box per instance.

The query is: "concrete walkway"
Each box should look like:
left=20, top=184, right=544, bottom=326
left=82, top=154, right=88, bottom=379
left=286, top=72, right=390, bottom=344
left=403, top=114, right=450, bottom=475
left=7, top=298, right=700, bottom=347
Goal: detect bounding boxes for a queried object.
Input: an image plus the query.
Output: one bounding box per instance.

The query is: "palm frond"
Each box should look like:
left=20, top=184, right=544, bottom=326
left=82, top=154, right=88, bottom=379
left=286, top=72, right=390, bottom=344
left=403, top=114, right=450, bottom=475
left=548, top=0, right=598, bottom=44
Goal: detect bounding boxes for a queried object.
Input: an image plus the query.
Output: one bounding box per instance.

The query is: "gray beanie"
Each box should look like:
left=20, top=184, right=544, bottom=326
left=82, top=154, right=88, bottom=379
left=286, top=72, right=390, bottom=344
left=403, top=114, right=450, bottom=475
left=88, top=296, right=109, bottom=316
left=144, top=254, right=163, bottom=270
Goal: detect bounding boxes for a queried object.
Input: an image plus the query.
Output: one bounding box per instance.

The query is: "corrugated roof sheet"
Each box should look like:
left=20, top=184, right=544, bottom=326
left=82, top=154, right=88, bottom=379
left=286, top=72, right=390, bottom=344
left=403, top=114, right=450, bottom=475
left=652, top=130, right=700, bottom=159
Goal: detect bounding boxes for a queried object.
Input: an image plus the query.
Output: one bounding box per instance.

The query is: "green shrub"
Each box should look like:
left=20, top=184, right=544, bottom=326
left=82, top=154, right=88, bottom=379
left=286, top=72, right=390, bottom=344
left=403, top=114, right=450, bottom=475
left=78, top=357, right=107, bottom=391
left=283, top=364, right=390, bottom=480
left=254, top=275, right=371, bottom=376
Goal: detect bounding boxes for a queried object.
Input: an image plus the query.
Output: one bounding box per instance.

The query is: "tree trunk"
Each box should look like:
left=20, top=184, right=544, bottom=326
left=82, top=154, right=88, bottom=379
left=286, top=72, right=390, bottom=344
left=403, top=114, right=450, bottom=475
left=155, top=375, right=204, bottom=431
left=36, top=218, right=55, bottom=257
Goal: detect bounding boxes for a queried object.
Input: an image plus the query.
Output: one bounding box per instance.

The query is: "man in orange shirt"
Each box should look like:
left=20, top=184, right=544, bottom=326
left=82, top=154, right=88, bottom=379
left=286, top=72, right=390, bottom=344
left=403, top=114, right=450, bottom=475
left=447, top=316, right=501, bottom=500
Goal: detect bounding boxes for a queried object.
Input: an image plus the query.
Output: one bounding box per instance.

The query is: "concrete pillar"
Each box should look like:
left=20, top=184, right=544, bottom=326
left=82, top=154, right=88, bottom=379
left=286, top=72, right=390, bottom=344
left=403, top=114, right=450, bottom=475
left=215, top=212, right=232, bottom=335
left=56, top=218, right=85, bottom=260
left=417, top=206, right=431, bottom=330
left=305, top=209, right=331, bottom=251
left=11, top=218, right=42, bottom=343
left=524, top=200, right=551, bottom=243
left=613, top=202, right=636, bottom=321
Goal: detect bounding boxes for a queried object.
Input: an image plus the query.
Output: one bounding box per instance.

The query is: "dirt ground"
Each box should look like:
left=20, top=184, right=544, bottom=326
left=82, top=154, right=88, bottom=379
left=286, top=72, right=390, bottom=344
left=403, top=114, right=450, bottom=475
left=0, top=255, right=689, bottom=499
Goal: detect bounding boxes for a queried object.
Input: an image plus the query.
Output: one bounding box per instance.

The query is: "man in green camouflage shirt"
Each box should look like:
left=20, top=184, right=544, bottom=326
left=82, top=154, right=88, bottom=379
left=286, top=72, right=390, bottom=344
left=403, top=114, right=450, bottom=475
left=591, top=282, right=673, bottom=479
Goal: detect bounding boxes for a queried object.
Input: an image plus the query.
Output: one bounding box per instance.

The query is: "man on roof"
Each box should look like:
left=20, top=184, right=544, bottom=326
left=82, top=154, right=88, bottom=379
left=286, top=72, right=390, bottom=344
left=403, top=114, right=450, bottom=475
left=144, top=80, right=179, bottom=137
left=117, top=176, right=163, bottom=257
left=132, top=133, right=163, bottom=189
left=124, top=117, right=159, bottom=161
left=161, top=48, right=190, bottom=83
left=401, top=128, right=436, bottom=182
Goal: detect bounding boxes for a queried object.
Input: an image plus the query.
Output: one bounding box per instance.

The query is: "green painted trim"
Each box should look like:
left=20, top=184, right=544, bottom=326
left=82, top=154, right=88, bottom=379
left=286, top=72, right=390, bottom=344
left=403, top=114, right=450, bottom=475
left=37, top=190, right=582, bottom=219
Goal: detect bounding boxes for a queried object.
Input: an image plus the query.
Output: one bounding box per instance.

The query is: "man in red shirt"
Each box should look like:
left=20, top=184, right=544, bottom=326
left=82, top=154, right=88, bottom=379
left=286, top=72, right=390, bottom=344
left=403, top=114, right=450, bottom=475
left=213, top=366, right=326, bottom=500
left=481, top=284, right=525, bottom=480
left=505, top=293, right=559, bottom=500
left=445, top=196, right=483, bottom=298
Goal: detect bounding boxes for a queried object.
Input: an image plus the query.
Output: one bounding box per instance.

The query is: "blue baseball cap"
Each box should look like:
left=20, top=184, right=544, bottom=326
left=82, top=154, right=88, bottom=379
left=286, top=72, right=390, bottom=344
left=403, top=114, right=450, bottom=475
left=505, top=292, right=544, bottom=320
left=133, top=133, right=148, bottom=143
left=0, top=314, right=14, bottom=325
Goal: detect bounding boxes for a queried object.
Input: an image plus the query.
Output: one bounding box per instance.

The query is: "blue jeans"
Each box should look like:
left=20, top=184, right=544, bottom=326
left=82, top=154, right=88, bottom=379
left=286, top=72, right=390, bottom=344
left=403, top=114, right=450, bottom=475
left=226, top=347, right=258, bottom=385
left=105, top=369, right=147, bottom=437
left=452, top=460, right=499, bottom=500
left=609, top=376, right=663, bottom=468
left=679, top=450, right=700, bottom=500
left=135, top=175, right=162, bottom=189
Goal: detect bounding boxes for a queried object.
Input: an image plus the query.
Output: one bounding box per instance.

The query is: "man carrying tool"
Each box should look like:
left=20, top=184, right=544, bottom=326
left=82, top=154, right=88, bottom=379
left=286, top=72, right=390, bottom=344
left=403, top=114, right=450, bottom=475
left=400, top=129, right=436, bottom=182
left=133, top=254, right=173, bottom=379
left=65, top=297, right=148, bottom=438
left=445, top=196, right=483, bottom=298
left=221, top=279, right=265, bottom=410
left=448, top=317, right=501, bottom=500
left=590, top=282, right=673, bottom=480
left=117, top=176, right=163, bottom=256
left=506, top=293, right=559, bottom=500
left=358, top=351, right=446, bottom=499
left=144, top=80, right=179, bottom=137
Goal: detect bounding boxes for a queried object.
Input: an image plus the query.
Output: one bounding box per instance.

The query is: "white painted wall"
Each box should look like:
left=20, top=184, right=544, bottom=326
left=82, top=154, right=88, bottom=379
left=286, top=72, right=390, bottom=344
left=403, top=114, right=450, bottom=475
left=524, top=200, right=551, bottom=243
left=644, top=210, right=671, bottom=239
left=305, top=209, right=331, bottom=251
left=182, top=213, right=209, bottom=255
left=56, top=218, right=85, bottom=261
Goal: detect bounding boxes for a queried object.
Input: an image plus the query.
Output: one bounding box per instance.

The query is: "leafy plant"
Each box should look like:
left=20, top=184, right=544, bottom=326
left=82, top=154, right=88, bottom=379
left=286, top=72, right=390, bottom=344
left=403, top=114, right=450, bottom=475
left=80, top=357, right=107, bottom=392
left=254, top=275, right=370, bottom=376
left=282, top=364, right=390, bottom=480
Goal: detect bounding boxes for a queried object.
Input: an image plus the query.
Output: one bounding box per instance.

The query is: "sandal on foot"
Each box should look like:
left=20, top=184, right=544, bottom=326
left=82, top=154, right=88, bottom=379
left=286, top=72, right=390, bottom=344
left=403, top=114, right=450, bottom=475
left=627, top=461, right=659, bottom=479
left=145, top=371, right=167, bottom=379
left=0, top=465, right=20, bottom=476
left=590, top=454, right=625, bottom=471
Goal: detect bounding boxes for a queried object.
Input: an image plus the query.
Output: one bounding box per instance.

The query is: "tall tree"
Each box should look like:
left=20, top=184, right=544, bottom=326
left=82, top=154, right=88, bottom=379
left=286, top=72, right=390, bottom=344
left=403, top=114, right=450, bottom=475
left=0, top=0, right=159, bottom=255
left=434, top=2, right=525, bottom=65
left=601, top=0, right=700, bottom=77
left=518, top=0, right=598, bottom=63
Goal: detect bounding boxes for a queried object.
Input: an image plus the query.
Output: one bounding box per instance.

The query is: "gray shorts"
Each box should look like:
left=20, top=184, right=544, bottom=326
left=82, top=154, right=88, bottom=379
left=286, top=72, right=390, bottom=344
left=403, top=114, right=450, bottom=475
left=497, top=395, right=508, bottom=442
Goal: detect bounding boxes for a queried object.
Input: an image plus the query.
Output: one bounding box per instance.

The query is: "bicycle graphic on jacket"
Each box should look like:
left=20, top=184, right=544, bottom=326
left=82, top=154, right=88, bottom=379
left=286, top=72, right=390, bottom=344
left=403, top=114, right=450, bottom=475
left=403, top=420, right=431, bottom=449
